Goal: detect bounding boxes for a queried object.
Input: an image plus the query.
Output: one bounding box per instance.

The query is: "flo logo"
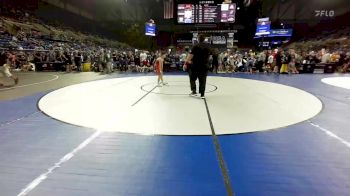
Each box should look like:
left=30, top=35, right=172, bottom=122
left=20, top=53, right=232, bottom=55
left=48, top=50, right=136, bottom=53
left=315, top=10, right=335, bottom=17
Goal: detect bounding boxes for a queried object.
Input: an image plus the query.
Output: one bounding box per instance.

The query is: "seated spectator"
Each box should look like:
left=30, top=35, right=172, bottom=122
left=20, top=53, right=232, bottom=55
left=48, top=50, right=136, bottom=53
left=22, top=61, right=35, bottom=71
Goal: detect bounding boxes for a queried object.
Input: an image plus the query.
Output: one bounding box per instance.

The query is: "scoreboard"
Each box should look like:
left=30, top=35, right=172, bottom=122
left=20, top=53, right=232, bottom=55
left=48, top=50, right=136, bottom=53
left=177, top=3, right=236, bottom=24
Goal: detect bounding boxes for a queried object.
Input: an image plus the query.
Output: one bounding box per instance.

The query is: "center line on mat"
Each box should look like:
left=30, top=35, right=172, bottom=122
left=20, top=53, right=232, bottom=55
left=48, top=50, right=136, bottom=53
left=204, top=98, right=234, bottom=196
left=131, top=85, right=158, bottom=106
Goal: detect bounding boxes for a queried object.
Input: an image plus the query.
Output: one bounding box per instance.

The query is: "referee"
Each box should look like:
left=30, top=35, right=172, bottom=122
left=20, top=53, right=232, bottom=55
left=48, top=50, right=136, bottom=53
left=184, top=35, right=211, bottom=99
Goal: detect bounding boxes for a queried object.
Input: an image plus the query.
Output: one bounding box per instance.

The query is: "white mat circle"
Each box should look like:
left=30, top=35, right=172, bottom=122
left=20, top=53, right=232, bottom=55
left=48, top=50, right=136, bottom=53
left=321, top=77, right=350, bottom=90
left=38, top=76, right=322, bottom=135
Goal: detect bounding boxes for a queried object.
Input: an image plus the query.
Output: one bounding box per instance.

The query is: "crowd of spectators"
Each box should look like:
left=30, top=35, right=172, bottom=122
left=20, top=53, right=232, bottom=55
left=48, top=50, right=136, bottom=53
left=208, top=47, right=350, bottom=74
left=285, top=26, right=350, bottom=73
left=0, top=3, right=137, bottom=73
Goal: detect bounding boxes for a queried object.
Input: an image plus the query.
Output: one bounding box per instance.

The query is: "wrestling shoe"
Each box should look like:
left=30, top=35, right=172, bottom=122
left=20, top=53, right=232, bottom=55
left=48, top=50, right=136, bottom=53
left=189, top=92, right=197, bottom=97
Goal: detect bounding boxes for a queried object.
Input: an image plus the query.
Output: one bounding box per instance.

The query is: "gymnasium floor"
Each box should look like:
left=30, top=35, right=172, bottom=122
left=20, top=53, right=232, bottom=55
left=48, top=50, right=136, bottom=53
left=0, top=72, right=349, bottom=196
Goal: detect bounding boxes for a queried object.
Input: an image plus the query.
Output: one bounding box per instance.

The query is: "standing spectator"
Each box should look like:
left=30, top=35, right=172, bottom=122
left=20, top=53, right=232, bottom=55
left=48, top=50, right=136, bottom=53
left=63, top=50, right=72, bottom=73
left=338, top=51, right=346, bottom=68
left=227, top=53, right=235, bottom=73
left=74, top=51, right=82, bottom=72
left=140, top=51, right=147, bottom=67
left=112, top=52, right=117, bottom=70
left=266, top=50, right=274, bottom=73
left=180, top=50, right=188, bottom=71
left=275, top=50, right=283, bottom=73
left=54, top=51, right=64, bottom=71
left=321, top=49, right=330, bottom=63
left=33, top=52, right=42, bottom=70
left=246, top=53, right=255, bottom=73
left=235, top=54, right=244, bottom=72
left=288, top=49, right=299, bottom=74
left=212, top=49, right=219, bottom=73
left=120, top=54, right=127, bottom=71
left=98, top=50, right=105, bottom=72
left=134, top=52, right=140, bottom=68
left=218, top=51, right=225, bottom=73
left=129, top=53, right=135, bottom=69
left=105, top=50, right=113, bottom=74
left=280, top=50, right=289, bottom=74
left=256, top=51, right=266, bottom=72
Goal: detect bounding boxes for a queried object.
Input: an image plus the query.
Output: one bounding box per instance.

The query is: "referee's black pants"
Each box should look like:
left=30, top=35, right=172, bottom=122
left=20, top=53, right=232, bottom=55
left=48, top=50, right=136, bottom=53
left=189, top=69, right=208, bottom=96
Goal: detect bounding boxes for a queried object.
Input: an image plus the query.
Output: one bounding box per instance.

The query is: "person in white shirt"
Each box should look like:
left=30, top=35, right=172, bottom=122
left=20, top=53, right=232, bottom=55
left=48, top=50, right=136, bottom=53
left=288, top=49, right=299, bottom=74
left=180, top=52, right=187, bottom=62
left=218, top=52, right=225, bottom=73
left=180, top=52, right=188, bottom=70
left=266, top=51, right=274, bottom=72
left=235, top=54, right=244, bottom=72
left=256, top=51, right=266, bottom=72
left=321, top=49, right=330, bottom=63
left=1, top=59, right=19, bottom=86
left=139, top=51, right=148, bottom=72
left=105, top=50, right=113, bottom=74
left=227, top=54, right=235, bottom=73
left=140, top=51, right=147, bottom=62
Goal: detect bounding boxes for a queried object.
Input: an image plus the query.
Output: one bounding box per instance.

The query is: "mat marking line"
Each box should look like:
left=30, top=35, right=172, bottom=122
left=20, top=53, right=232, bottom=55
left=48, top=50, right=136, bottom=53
left=17, top=130, right=102, bottom=196
left=0, top=74, right=59, bottom=91
left=309, top=121, right=350, bottom=148
left=0, top=111, right=41, bottom=128
left=204, top=98, right=234, bottom=196
left=131, top=85, right=158, bottom=106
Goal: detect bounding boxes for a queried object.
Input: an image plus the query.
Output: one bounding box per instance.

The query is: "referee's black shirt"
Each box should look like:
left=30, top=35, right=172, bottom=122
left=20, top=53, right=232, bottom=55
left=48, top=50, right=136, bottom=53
left=190, top=43, right=211, bottom=72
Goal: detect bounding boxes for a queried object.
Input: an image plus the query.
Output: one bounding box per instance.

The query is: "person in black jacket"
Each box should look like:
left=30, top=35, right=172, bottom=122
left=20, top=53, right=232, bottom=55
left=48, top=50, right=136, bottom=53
left=275, top=50, right=282, bottom=73
left=184, top=35, right=211, bottom=99
left=212, top=49, right=219, bottom=73
left=74, top=51, right=82, bottom=72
